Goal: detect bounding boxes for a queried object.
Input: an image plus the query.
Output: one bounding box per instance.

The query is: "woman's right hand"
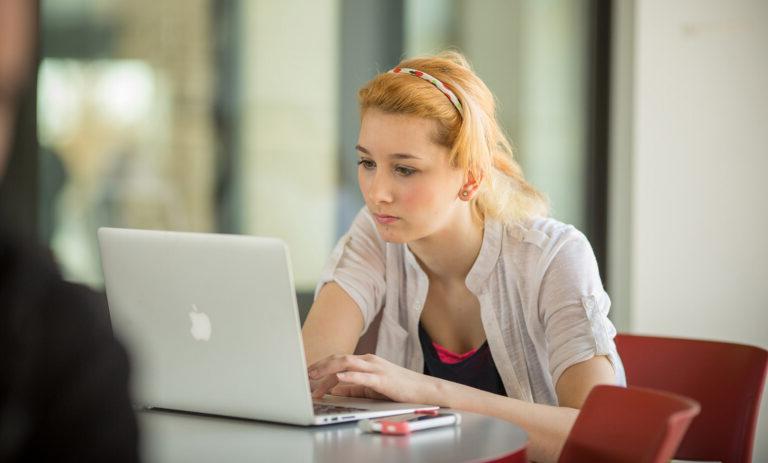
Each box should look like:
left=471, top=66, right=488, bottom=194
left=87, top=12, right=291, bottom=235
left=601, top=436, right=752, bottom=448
left=307, top=353, right=442, bottom=404
left=307, top=353, right=374, bottom=399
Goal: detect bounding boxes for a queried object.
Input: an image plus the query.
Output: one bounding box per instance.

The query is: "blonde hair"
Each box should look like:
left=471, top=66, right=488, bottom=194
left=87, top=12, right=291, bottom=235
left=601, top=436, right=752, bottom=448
left=357, top=50, right=548, bottom=226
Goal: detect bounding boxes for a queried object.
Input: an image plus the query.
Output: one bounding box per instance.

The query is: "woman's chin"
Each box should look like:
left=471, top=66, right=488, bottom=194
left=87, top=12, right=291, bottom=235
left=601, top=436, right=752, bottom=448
left=376, top=226, right=410, bottom=244
left=380, top=234, right=409, bottom=244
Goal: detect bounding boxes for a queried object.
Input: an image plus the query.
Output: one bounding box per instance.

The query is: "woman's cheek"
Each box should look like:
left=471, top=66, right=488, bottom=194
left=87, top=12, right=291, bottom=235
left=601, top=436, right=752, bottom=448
left=398, top=183, right=426, bottom=211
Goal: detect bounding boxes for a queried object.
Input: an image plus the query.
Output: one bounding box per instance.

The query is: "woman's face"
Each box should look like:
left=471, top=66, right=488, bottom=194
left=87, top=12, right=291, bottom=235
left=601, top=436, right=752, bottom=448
left=356, top=108, right=466, bottom=244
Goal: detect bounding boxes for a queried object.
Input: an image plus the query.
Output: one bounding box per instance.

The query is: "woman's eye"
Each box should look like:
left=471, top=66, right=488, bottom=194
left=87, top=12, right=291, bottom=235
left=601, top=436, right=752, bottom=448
left=357, top=159, right=375, bottom=170
left=395, top=166, right=416, bottom=176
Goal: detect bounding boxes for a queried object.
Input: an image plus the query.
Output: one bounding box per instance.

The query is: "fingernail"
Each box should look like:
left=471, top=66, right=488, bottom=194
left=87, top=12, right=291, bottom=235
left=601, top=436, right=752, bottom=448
left=336, top=372, right=347, bottom=379
left=308, top=369, right=318, bottom=378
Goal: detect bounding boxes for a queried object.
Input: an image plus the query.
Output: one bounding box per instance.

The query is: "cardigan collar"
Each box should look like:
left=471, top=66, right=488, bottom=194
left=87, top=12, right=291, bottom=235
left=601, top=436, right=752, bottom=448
left=403, top=216, right=503, bottom=295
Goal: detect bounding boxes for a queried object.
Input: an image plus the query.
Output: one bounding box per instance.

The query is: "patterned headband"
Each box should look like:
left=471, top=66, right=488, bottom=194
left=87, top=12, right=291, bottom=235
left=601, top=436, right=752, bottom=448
left=388, top=67, right=463, bottom=116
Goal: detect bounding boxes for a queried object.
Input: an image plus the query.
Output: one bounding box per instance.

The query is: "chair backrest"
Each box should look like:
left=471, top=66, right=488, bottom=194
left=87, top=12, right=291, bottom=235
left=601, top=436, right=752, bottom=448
left=616, top=334, right=768, bottom=463
left=558, top=385, right=700, bottom=463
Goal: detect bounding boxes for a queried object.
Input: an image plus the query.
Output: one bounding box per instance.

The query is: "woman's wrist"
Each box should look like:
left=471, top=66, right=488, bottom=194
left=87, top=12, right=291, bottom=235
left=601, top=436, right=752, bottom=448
left=426, top=375, right=456, bottom=408
left=427, top=376, right=503, bottom=412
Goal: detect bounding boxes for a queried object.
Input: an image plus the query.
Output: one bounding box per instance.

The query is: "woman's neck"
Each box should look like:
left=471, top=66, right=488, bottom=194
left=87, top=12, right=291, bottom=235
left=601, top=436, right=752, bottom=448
left=407, top=208, right=484, bottom=285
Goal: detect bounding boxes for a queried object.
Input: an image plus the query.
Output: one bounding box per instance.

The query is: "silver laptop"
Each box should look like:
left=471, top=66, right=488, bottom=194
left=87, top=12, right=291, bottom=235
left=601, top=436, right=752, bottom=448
left=97, top=227, right=438, bottom=426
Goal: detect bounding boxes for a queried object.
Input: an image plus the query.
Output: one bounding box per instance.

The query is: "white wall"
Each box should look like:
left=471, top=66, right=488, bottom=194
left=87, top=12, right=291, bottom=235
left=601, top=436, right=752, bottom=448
left=611, top=1, right=768, bottom=460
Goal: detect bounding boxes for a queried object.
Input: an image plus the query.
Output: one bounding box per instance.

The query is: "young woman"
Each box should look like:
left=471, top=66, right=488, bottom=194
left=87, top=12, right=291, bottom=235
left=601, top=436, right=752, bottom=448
left=301, top=51, right=624, bottom=463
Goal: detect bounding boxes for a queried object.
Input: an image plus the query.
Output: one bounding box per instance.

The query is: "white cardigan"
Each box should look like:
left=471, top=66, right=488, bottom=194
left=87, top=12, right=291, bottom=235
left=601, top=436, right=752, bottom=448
left=315, top=208, right=625, bottom=405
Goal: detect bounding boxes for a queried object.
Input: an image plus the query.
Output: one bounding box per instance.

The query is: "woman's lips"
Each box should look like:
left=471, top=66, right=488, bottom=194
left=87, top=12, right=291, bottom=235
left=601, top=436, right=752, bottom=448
left=374, top=214, right=399, bottom=225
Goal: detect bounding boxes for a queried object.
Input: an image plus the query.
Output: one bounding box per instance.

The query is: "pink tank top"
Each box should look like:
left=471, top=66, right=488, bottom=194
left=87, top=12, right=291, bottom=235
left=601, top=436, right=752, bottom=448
left=431, top=341, right=480, bottom=364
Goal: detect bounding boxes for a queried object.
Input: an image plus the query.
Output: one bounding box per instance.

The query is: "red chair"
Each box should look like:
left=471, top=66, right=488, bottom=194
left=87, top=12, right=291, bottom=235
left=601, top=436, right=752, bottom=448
left=616, top=334, right=768, bottom=463
left=558, top=385, right=700, bottom=463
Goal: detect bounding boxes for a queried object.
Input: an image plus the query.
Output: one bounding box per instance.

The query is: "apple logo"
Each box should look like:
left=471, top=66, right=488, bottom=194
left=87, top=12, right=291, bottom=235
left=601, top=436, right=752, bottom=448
left=189, top=304, right=212, bottom=341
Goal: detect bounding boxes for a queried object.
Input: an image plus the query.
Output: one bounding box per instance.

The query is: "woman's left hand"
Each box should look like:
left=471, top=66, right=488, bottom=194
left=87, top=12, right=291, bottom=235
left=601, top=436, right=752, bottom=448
left=308, top=353, right=442, bottom=405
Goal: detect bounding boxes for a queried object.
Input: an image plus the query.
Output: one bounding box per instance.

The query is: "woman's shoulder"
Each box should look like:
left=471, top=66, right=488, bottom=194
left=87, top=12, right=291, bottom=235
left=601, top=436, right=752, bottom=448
left=501, top=216, right=586, bottom=252
left=496, top=217, right=599, bottom=290
left=350, top=206, right=375, bottom=228
left=343, top=207, right=401, bottom=257
left=347, top=207, right=382, bottom=241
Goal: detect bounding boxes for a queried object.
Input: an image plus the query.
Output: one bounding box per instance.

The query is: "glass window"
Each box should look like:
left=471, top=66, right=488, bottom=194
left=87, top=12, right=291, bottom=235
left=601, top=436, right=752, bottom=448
left=39, top=0, right=220, bottom=286
left=38, top=1, right=601, bottom=317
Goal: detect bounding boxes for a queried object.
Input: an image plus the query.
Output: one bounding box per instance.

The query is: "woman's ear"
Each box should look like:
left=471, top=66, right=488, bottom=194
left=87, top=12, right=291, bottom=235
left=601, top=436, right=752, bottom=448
left=458, top=170, right=483, bottom=201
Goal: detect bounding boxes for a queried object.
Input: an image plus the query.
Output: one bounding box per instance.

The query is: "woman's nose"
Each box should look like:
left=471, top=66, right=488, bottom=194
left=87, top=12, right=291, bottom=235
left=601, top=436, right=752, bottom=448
left=368, top=171, right=393, bottom=204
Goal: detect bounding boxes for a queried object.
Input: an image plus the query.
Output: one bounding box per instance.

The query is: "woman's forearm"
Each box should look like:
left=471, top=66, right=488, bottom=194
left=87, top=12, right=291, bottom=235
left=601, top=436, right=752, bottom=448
left=432, top=379, right=577, bottom=463
left=301, top=283, right=364, bottom=366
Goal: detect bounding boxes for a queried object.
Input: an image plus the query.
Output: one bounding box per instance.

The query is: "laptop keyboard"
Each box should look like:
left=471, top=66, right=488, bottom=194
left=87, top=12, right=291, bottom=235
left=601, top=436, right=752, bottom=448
left=313, top=403, right=368, bottom=415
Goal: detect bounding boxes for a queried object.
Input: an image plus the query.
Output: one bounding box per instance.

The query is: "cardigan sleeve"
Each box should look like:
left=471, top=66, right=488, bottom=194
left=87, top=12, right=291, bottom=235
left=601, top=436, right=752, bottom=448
left=537, top=229, right=625, bottom=387
left=314, top=207, right=387, bottom=333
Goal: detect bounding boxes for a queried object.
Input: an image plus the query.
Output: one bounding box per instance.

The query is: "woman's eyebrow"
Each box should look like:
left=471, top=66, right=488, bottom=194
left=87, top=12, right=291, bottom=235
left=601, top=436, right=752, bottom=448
left=355, top=145, right=421, bottom=160
left=390, top=153, right=420, bottom=160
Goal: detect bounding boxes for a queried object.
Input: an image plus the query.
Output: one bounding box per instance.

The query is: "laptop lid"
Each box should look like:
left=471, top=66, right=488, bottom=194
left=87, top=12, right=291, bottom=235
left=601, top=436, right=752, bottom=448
left=98, top=227, right=316, bottom=425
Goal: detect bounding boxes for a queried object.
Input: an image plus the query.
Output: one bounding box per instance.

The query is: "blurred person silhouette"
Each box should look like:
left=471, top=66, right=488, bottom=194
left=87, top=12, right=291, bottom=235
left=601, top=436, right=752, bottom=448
left=0, top=1, right=139, bottom=461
